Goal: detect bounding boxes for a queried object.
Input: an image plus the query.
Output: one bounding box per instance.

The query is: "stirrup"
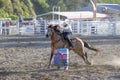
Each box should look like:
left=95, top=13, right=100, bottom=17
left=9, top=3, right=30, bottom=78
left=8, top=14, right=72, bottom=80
left=69, top=46, right=73, bottom=49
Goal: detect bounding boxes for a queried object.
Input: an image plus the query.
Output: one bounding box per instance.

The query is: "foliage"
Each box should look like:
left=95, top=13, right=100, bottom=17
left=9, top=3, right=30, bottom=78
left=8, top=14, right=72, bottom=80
left=47, top=0, right=120, bottom=11
left=56, top=0, right=67, bottom=11
left=46, top=0, right=59, bottom=7
left=65, top=0, right=83, bottom=11
left=0, top=0, right=120, bottom=19
left=0, top=0, right=6, bottom=8
left=37, top=0, right=49, bottom=13
left=9, top=14, right=18, bottom=20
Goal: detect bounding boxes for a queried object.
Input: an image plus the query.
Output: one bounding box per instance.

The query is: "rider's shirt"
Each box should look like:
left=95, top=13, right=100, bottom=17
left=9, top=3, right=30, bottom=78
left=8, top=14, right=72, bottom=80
left=60, top=25, right=72, bottom=33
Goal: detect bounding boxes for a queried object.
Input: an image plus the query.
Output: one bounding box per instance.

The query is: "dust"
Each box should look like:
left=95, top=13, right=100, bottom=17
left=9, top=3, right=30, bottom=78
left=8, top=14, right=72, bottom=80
left=104, top=55, right=120, bottom=67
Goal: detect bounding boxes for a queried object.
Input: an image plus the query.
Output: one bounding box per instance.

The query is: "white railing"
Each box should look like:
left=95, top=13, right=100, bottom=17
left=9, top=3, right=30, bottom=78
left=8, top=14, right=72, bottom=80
left=0, top=20, right=19, bottom=35
left=71, top=21, right=120, bottom=36
left=0, top=20, right=120, bottom=36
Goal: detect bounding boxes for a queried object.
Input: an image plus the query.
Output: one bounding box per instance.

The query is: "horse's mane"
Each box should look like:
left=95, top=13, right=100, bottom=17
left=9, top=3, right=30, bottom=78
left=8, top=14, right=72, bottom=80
left=48, top=24, right=53, bottom=28
left=54, top=25, right=61, bottom=33
left=47, top=24, right=62, bottom=36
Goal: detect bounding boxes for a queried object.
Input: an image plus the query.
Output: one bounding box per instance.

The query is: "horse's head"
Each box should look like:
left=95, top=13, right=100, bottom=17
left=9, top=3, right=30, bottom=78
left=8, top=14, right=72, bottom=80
left=46, top=24, right=61, bottom=38
left=46, top=24, right=54, bottom=38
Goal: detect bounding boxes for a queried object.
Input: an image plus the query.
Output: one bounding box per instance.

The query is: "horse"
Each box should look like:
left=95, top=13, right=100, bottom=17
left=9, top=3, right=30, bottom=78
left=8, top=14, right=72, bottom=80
left=46, top=24, right=99, bottom=68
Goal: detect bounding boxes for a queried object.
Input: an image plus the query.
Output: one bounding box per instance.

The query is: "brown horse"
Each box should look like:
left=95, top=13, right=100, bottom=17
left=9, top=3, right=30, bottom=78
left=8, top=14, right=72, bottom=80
left=46, top=24, right=99, bottom=68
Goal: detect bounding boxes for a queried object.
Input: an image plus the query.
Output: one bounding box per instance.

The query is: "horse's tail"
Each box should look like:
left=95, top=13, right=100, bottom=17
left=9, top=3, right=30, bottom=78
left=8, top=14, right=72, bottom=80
left=83, top=41, right=100, bottom=55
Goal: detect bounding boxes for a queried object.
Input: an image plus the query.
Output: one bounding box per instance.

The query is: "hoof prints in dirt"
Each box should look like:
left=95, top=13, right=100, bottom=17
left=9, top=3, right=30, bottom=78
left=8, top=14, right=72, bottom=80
left=0, top=36, right=50, bottom=48
left=0, top=36, right=119, bottom=80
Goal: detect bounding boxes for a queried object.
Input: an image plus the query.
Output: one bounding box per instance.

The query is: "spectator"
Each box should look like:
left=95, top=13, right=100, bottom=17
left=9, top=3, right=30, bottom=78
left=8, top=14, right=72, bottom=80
left=6, top=21, right=10, bottom=35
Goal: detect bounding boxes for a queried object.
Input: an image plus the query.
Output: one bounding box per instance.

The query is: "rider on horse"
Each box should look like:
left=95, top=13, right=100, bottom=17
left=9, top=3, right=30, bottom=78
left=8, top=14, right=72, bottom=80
left=60, top=21, right=73, bottom=49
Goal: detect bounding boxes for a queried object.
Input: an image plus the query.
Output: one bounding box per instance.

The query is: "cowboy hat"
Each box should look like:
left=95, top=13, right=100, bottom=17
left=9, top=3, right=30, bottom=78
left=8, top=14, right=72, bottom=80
left=63, top=21, right=68, bottom=26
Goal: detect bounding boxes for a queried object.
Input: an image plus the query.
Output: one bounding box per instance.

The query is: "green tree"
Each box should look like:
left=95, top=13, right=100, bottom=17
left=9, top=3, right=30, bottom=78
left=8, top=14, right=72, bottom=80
left=47, top=0, right=59, bottom=7
left=56, top=0, right=67, bottom=11
left=9, top=14, right=18, bottom=20
left=65, top=0, right=83, bottom=11
left=0, top=0, right=6, bottom=8
left=32, top=0, right=49, bottom=14
left=98, top=0, right=120, bottom=4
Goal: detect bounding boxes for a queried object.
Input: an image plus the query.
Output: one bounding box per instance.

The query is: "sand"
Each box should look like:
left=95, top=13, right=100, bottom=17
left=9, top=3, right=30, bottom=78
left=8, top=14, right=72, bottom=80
left=0, top=35, right=119, bottom=80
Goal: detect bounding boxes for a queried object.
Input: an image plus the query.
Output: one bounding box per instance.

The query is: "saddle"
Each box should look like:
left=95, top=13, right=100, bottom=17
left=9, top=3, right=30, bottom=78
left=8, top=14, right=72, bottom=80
left=61, top=32, right=76, bottom=42
left=61, top=33, right=77, bottom=49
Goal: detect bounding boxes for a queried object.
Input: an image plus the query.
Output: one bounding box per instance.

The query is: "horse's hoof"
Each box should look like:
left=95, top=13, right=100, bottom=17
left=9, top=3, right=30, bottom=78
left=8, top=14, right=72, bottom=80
left=86, top=62, right=91, bottom=65
left=89, top=62, right=92, bottom=65
left=48, top=65, right=51, bottom=69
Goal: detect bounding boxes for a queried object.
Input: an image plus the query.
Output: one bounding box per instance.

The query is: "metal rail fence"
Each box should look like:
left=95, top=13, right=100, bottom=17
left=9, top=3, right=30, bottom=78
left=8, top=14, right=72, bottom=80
left=71, top=21, right=120, bottom=36
left=0, top=20, right=120, bottom=36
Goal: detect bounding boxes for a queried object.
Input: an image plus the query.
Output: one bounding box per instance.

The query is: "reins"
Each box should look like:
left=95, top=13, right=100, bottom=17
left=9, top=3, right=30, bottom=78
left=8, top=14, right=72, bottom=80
left=51, top=28, right=64, bottom=44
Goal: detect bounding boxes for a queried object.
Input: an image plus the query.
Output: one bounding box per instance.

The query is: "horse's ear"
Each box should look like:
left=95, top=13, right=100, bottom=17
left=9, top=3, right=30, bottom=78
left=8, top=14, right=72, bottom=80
left=54, top=25, right=61, bottom=32
left=54, top=25, right=57, bottom=29
left=48, top=24, right=53, bottom=28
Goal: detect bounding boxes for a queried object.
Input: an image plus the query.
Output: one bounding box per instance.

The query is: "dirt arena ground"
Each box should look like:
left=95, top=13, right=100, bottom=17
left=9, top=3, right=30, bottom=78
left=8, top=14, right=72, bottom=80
left=0, top=35, right=120, bottom=80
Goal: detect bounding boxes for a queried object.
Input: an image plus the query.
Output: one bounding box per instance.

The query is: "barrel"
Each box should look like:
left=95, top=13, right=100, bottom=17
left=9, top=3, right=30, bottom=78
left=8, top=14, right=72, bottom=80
left=53, top=48, right=69, bottom=70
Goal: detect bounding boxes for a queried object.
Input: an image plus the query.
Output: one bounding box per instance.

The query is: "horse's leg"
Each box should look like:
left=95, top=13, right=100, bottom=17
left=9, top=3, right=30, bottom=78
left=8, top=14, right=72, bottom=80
left=48, top=52, right=54, bottom=69
left=81, top=52, right=91, bottom=65
left=85, top=52, right=91, bottom=65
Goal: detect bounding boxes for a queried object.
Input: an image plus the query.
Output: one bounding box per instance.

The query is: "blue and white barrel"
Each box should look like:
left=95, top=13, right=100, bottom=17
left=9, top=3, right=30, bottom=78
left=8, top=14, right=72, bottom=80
left=53, top=48, right=69, bottom=70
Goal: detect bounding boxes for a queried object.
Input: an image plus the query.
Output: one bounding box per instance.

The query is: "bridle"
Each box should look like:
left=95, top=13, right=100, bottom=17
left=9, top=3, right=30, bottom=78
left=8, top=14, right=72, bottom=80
left=46, top=25, right=63, bottom=44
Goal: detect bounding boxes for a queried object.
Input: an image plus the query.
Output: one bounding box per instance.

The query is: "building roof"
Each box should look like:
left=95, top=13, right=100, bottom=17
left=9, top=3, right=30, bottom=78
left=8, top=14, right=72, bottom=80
left=37, top=11, right=110, bottom=20
left=58, top=11, right=109, bottom=20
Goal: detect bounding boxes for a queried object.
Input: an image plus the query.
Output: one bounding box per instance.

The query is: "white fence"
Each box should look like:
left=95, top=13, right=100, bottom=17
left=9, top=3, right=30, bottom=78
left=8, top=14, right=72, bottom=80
left=0, top=20, right=120, bottom=36
left=0, top=20, right=19, bottom=35
left=0, top=20, right=46, bottom=35
left=71, top=21, right=120, bottom=36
